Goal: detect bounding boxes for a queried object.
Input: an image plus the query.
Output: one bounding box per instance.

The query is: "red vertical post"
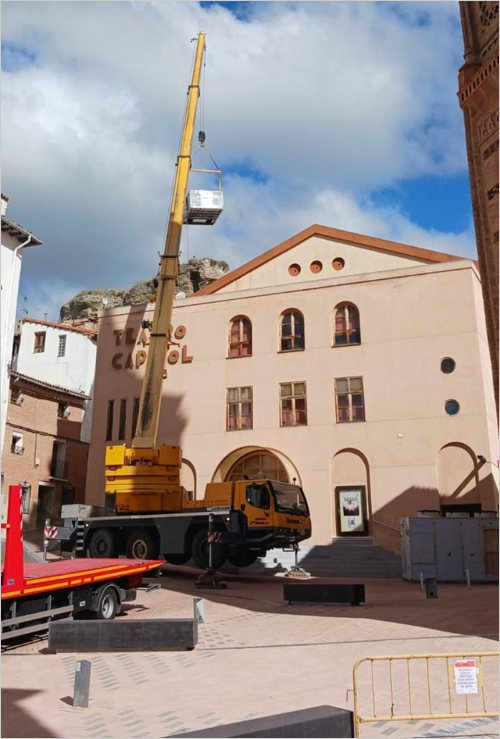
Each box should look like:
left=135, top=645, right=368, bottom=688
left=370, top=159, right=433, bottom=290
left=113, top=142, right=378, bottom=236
left=1, top=485, right=25, bottom=591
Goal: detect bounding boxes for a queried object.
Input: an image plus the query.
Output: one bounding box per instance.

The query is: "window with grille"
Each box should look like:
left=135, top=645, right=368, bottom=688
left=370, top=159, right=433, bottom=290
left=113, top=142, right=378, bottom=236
left=280, top=382, right=307, bottom=426
left=11, top=433, right=24, bottom=455
left=34, top=332, right=46, bottom=353
left=118, top=399, right=127, bottom=441
left=227, top=387, right=253, bottom=431
left=228, top=316, right=252, bottom=357
left=21, top=484, right=31, bottom=514
left=58, top=335, right=67, bottom=357
left=334, top=304, right=361, bottom=346
left=280, top=310, right=305, bottom=352
left=106, top=400, right=114, bottom=442
left=335, top=377, right=365, bottom=422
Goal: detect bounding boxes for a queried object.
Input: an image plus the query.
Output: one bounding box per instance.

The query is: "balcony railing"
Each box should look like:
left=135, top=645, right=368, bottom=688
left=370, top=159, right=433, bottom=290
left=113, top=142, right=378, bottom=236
left=50, top=459, right=68, bottom=480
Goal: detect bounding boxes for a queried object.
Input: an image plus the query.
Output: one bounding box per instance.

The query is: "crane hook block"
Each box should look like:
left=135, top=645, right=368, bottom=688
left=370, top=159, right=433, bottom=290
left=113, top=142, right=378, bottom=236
left=198, top=130, right=206, bottom=144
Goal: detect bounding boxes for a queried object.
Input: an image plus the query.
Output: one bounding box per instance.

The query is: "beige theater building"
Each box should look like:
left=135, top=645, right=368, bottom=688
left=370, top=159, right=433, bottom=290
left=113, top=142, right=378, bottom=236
left=86, top=225, right=499, bottom=553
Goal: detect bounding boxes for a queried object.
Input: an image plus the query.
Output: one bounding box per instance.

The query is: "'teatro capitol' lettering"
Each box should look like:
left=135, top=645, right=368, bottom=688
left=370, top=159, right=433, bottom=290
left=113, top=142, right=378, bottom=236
left=111, top=325, right=193, bottom=371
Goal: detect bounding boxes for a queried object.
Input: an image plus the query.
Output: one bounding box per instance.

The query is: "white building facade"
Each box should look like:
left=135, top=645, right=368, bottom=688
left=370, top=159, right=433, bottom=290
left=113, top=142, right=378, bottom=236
left=14, top=318, right=97, bottom=442
left=1, top=195, right=42, bottom=454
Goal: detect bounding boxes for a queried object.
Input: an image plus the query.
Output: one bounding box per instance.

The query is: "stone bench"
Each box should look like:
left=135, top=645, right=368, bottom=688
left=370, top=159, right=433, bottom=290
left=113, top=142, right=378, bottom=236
left=171, top=705, right=354, bottom=738
left=49, top=618, right=197, bottom=652
left=283, top=582, right=365, bottom=607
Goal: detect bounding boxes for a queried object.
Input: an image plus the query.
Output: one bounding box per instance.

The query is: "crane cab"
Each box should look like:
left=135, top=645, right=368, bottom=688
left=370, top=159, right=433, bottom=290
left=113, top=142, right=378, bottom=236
left=184, top=189, right=224, bottom=226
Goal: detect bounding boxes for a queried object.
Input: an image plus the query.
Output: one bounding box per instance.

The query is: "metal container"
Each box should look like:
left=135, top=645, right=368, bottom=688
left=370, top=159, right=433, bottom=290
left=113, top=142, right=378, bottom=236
left=185, top=190, right=224, bottom=225
left=401, top=515, right=498, bottom=582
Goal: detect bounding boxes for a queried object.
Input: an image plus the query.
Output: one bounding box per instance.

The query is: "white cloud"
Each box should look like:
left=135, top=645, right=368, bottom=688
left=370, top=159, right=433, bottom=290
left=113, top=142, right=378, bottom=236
left=1, top=1, right=473, bottom=320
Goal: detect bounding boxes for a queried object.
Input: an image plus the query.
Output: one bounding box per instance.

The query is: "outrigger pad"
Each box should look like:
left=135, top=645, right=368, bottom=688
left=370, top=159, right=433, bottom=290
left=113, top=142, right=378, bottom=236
left=170, top=705, right=354, bottom=738
left=283, top=582, right=365, bottom=607
left=48, top=618, right=197, bottom=652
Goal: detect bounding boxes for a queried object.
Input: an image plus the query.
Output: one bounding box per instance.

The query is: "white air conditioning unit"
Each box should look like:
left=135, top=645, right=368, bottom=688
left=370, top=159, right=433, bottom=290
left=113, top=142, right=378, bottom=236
left=12, top=446, right=24, bottom=455
left=14, top=395, right=24, bottom=406
left=63, top=407, right=71, bottom=419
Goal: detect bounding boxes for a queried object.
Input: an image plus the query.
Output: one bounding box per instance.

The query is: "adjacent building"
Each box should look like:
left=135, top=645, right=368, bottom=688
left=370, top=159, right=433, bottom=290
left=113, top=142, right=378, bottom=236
left=1, top=318, right=97, bottom=527
left=86, top=225, right=499, bottom=553
left=458, top=1, right=499, bottom=412
left=1, top=194, right=42, bottom=454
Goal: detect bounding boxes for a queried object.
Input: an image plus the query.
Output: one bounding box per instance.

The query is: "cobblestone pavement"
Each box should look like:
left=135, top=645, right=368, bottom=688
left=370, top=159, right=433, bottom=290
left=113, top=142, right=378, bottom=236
left=2, top=569, right=498, bottom=738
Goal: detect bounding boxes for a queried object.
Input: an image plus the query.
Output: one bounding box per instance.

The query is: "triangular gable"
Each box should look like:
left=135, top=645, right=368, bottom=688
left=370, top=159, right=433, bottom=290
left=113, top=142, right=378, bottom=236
left=195, top=224, right=462, bottom=295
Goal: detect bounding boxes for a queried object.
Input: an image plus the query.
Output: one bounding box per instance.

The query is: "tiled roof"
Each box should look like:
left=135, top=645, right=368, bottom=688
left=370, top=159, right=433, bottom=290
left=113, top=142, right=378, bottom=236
left=11, top=372, right=89, bottom=401
left=22, top=317, right=96, bottom=336
left=195, top=224, right=463, bottom=296
left=1, top=216, right=43, bottom=246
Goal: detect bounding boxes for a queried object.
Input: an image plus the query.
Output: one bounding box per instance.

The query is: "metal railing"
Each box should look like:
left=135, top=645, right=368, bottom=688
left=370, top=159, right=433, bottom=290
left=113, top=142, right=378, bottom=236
left=351, top=652, right=499, bottom=737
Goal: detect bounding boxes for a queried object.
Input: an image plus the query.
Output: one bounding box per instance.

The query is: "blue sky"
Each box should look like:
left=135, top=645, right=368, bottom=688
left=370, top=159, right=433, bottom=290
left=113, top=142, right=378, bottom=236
left=1, top=1, right=475, bottom=321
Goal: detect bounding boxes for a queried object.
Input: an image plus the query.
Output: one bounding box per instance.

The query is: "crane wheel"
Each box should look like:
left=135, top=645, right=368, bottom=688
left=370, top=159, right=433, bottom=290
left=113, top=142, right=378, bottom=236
left=88, top=528, right=116, bottom=559
left=227, top=549, right=259, bottom=568
left=164, top=553, right=191, bottom=566
left=125, top=530, right=159, bottom=560
left=192, top=529, right=227, bottom=570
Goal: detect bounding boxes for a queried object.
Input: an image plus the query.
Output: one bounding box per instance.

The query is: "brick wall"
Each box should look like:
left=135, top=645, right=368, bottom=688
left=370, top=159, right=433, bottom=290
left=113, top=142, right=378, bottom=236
left=459, top=2, right=499, bottom=414
left=1, top=386, right=89, bottom=529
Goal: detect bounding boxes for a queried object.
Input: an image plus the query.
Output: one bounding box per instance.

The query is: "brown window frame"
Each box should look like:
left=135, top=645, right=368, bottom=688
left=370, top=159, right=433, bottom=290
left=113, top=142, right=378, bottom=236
left=106, top=400, right=114, bottom=442
left=118, top=399, right=127, bottom=441
left=228, top=316, right=252, bottom=358
left=280, top=381, right=307, bottom=427
left=226, top=386, right=253, bottom=431
left=335, top=377, right=365, bottom=423
left=280, top=310, right=305, bottom=352
left=333, top=303, right=361, bottom=347
left=132, top=397, right=140, bottom=437
left=34, top=331, right=46, bottom=353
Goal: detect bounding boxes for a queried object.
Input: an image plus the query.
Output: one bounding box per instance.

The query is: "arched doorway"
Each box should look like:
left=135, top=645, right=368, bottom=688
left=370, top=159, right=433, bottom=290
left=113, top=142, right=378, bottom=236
left=437, top=442, right=482, bottom=513
left=331, top=449, right=371, bottom=537
left=212, top=446, right=300, bottom=485
left=227, top=451, right=289, bottom=482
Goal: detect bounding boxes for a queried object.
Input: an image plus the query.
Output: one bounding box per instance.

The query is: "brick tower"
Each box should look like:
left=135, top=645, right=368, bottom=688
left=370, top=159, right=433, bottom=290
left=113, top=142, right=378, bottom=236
left=458, top=2, right=499, bottom=414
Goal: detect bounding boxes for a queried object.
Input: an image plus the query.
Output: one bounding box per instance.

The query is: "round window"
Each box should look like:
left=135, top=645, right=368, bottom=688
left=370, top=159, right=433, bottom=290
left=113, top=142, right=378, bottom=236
left=441, top=357, right=456, bottom=374
left=288, top=263, right=301, bottom=277
left=310, top=260, right=323, bottom=274
left=445, top=400, right=460, bottom=416
left=332, top=257, right=345, bottom=271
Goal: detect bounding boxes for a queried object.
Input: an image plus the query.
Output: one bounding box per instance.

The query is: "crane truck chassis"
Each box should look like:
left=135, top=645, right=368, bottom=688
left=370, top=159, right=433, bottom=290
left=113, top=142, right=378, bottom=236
left=57, top=478, right=312, bottom=570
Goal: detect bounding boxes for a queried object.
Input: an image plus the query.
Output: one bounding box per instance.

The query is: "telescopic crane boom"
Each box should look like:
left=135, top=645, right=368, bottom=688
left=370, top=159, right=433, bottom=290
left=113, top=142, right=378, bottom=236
left=133, top=32, right=206, bottom=449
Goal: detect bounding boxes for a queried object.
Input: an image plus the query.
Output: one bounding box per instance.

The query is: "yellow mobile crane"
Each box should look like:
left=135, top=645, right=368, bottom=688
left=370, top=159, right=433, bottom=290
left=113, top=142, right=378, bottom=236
left=64, top=34, right=311, bottom=570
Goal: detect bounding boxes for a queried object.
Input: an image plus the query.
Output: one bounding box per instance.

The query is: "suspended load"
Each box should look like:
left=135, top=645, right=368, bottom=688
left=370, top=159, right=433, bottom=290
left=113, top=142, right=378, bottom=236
left=185, top=189, right=224, bottom=226
left=184, top=130, right=224, bottom=226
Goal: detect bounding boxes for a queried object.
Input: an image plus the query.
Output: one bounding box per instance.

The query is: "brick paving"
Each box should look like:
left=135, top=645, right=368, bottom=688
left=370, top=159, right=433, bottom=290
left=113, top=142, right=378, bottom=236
left=2, top=568, right=498, bottom=738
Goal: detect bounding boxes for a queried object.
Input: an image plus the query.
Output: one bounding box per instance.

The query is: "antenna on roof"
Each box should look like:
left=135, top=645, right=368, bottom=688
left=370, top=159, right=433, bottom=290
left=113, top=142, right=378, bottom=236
left=44, top=312, right=48, bottom=321
left=22, top=296, right=28, bottom=316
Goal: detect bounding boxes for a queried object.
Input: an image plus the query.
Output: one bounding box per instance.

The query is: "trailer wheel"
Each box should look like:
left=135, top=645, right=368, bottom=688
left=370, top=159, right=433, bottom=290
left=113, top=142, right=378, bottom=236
left=192, top=529, right=227, bottom=570
left=228, top=549, right=259, bottom=568
left=125, top=530, right=159, bottom=560
left=164, top=552, right=191, bottom=566
left=88, top=528, right=116, bottom=558
left=95, top=585, right=120, bottom=620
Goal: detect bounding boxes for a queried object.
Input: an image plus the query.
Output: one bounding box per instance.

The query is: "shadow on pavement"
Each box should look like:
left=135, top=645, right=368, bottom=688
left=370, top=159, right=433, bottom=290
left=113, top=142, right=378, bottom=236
left=147, top=566, right=499, bottom=641
left=1, top=689, right=53, bottom=738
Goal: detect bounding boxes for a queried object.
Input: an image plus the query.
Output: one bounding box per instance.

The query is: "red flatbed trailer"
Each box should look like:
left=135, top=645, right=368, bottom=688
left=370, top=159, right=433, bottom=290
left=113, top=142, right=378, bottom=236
left=2, top=485, right=162, bottom=641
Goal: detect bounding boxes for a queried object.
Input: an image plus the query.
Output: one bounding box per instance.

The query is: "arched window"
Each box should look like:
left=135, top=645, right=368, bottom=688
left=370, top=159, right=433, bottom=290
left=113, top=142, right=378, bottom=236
left=334, top=303, right=361, bottom=346
left=228, top=316, right=252, bottom=357
left=280, top=310, right=305, bottom=352
left=226, top=451, right=289, bottom=483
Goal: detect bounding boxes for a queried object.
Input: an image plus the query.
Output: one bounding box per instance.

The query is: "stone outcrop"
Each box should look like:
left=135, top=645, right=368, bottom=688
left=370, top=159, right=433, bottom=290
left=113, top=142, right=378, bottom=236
left=59, top=258, right=230, bottom=328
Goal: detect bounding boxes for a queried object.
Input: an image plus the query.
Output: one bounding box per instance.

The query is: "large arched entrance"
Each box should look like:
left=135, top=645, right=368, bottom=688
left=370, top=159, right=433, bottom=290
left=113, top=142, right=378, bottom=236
left=212, top=446, right=300, bottom=485
left=227, top=451, right=289, bottom=482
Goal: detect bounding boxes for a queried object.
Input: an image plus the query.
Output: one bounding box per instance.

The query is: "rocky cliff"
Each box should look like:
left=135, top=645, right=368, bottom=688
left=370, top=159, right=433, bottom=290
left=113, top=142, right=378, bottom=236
left=59, top=257, right=230, bottom=328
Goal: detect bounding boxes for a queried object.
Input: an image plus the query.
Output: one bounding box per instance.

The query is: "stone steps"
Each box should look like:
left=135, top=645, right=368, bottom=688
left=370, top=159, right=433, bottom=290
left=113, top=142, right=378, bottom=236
left=240, top=541, right=402, bottom=579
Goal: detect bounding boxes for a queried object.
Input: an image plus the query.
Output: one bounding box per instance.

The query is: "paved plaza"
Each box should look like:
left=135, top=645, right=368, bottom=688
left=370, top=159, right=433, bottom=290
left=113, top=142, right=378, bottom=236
left=2, top=568, right=498, bottom=739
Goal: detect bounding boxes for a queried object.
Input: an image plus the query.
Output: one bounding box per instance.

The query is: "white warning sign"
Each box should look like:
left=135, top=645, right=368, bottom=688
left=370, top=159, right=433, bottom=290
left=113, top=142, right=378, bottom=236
left=454, top=659, right=478, bottom=695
